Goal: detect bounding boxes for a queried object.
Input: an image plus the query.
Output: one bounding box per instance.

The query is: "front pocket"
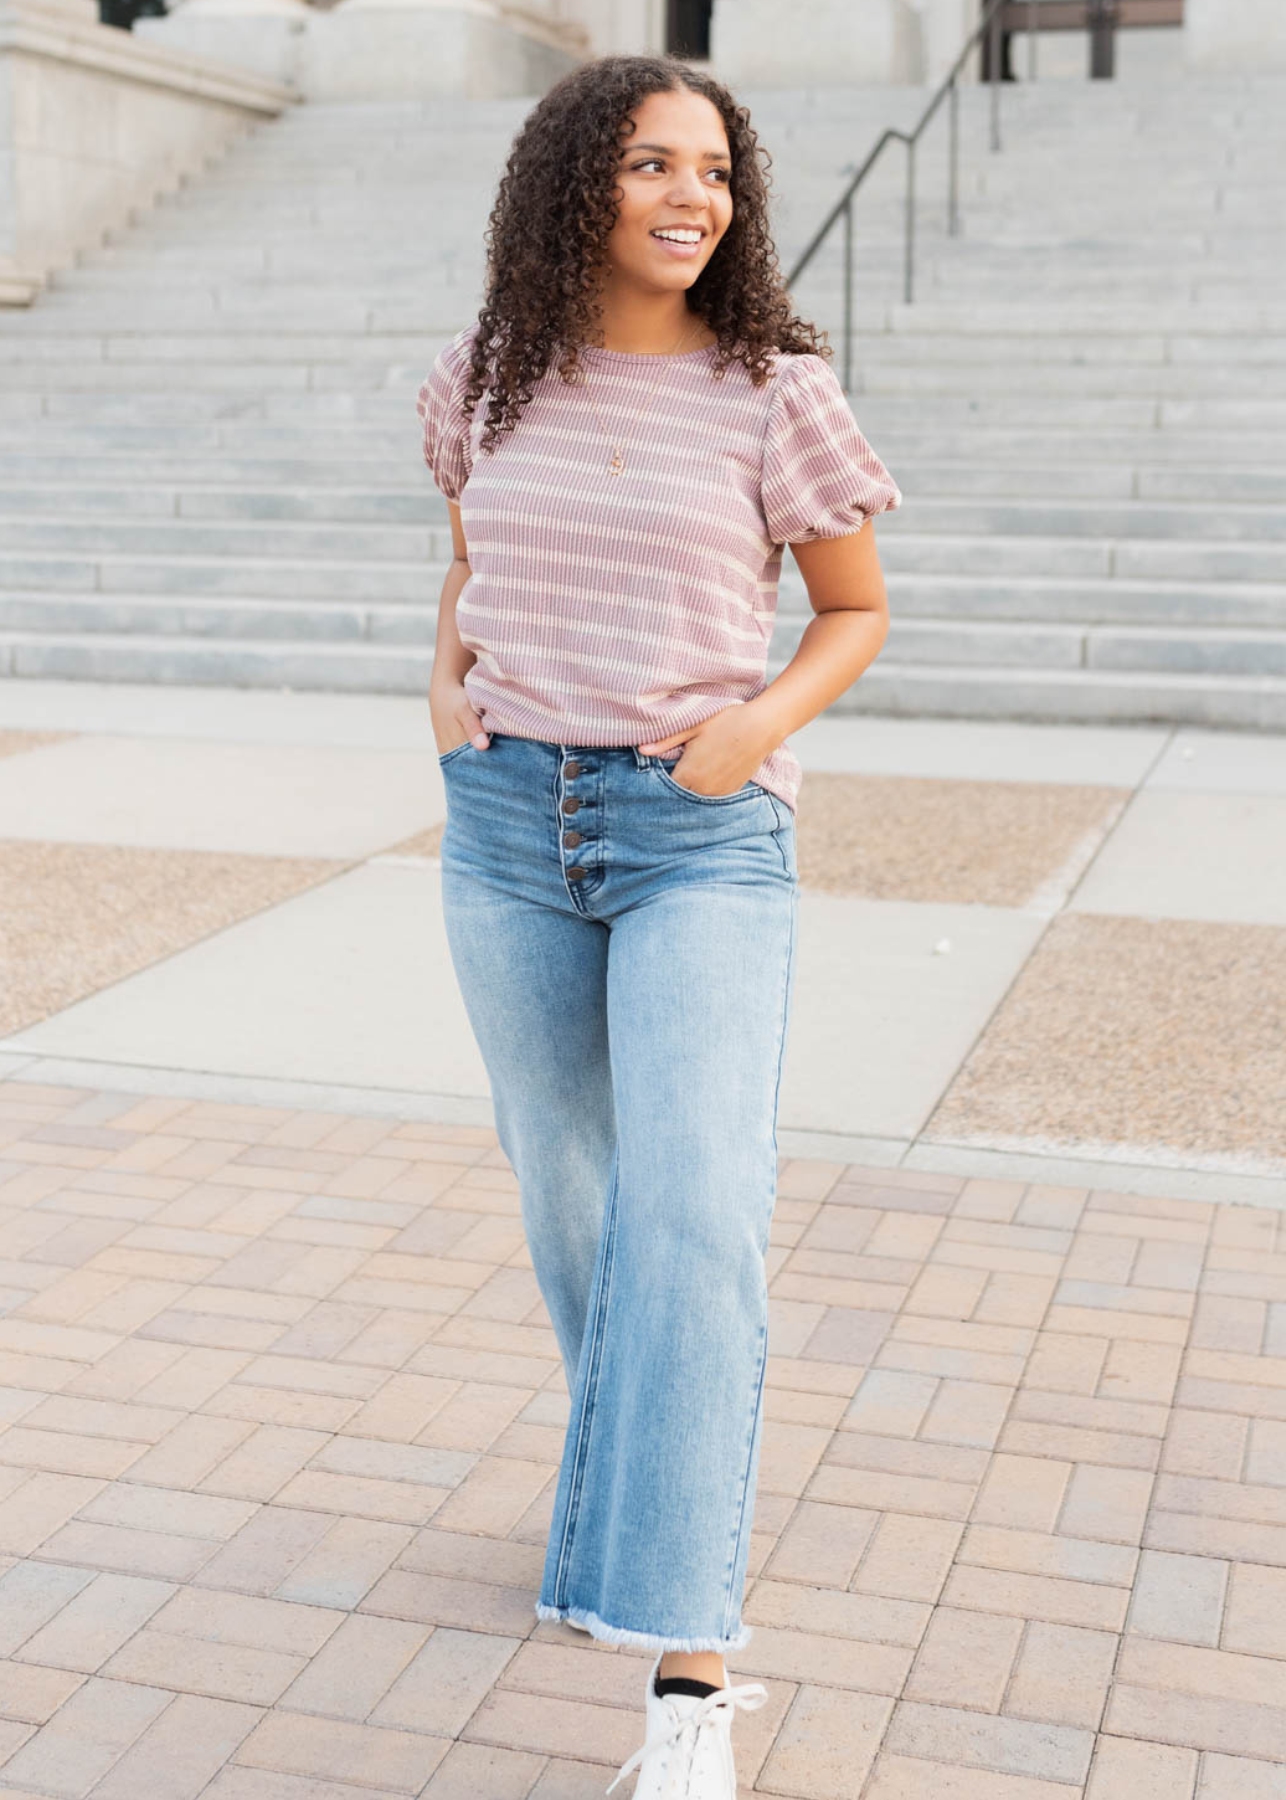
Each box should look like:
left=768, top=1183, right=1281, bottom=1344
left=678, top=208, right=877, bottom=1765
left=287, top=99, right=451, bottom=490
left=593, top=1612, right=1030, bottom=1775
left=651, top=761, right=764, bottom=805
left=438, top=741, right=474, bottom=766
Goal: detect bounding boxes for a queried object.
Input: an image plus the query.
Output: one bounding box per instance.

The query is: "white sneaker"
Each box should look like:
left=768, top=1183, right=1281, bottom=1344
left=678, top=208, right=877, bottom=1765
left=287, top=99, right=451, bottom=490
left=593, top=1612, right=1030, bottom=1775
left=605, top=1649, right=768, bottom=1797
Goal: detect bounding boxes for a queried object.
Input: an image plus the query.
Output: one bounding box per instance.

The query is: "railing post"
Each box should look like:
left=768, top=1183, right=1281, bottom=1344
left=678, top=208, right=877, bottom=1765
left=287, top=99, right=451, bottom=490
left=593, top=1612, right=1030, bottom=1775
left=948, top=73, right=959, bottom=235
left=784, top=0, right=1033, bottom=327
left=1089, top=0, right=1118, bottom=77
left=904, top=136, right=916, bottom=306
left=842, top=194, right=853, bottom=391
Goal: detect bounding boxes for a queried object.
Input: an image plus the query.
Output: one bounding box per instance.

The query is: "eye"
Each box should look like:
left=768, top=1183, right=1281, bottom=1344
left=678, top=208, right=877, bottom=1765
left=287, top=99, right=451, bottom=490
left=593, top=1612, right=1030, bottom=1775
left=632, top=158, right=731, bottom=183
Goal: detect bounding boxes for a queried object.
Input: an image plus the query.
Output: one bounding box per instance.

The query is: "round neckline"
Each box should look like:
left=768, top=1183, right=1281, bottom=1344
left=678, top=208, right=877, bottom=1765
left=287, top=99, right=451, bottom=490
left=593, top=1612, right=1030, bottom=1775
left=575, top=340, right=716, bottom=364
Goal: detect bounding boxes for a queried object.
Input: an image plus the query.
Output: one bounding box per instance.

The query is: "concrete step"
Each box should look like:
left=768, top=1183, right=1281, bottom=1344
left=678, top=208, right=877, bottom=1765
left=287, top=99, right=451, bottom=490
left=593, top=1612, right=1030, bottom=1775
left=793, top=427, right=1286, bottom=465
left=3, top=66, right=1283, bottom=729
left=73, top=263, right=1268, bottom=300
left=1089, top=625, right=1286, bottom=678
left=875, top=534, right=1286, bottom=584
left=881, top=304, right=1286, bottom=332
left=0, top=454, right=429, bottom=484
left=874, top=617, right=1286, bottom=676
left=9, top=598, right=1286, bottom=682
left=1, top=554, right=434, bottom=602
left=0, top=333, right=437, bottom=366
left=3, top=458, right=1285, bottom=510
left=0, top=631, right=433, bottom=692
left=9, top=526, right=1286, bottom=586
left=27, top=300, right=1281, bottom=335
left=17, top=393, right=1181, bottom=427
left=0, top=520, right=436, bottom=560
left=5, top=629, right=1284, bottom=729
left=876, top=499, right=1286, bottom=543
left=6, top=489, right=1286, bottom=548
left=10, top=568, right=1286, bottom=638
left=0, top=593, right=432, bottom=644
left=0, top=484, right=436, bottom=524
left=809, top=573, right=1286, bottom=630
left=777, top=661, right=1286, bottom=730
left=13, top=358, right=1286, bottom=406
left=4, top=423, right=1285, bottom=466
left=856, top=365, right=1286, bottom=399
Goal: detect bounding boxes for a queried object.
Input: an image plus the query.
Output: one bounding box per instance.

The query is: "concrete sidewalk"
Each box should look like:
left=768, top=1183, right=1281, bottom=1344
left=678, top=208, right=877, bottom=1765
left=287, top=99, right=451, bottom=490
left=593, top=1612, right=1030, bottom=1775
left=0, top=681, right=1283, bottom=1206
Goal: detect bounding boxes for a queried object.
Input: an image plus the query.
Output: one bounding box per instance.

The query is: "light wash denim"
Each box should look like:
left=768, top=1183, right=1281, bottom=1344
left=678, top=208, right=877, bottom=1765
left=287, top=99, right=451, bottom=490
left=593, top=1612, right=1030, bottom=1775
left=436, top=730, right=799, bottom=1653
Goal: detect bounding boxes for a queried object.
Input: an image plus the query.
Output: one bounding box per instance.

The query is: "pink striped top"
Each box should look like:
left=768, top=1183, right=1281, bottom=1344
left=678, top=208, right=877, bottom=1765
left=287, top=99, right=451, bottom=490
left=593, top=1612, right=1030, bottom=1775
left=416, top=321, right=902, bottom=812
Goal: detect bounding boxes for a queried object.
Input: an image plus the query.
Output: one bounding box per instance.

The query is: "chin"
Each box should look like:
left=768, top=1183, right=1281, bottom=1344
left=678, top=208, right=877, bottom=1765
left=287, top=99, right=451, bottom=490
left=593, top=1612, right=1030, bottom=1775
left=646, top=256, right=704, bottom=280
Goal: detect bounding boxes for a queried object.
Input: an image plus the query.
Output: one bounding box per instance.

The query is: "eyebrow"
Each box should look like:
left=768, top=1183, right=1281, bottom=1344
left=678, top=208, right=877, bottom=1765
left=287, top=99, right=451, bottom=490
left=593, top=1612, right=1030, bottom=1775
left=623, top=141, right=731, bottom=161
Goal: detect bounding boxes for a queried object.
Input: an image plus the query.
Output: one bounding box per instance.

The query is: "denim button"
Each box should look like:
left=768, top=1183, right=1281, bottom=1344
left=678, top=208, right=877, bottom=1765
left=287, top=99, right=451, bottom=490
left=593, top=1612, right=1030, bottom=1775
left=564, top=759, right=582, bottom=778
left=566, top=865, right=587, bottom=879
left=562, top=796, right=581, bottom=815
left=563, top=830, right=582, bottom=848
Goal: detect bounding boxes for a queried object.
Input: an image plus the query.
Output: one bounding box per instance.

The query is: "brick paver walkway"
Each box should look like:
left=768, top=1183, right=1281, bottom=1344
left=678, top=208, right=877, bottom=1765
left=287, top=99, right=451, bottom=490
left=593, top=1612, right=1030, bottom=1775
left=1, top=1082, right=1284, bottom=1798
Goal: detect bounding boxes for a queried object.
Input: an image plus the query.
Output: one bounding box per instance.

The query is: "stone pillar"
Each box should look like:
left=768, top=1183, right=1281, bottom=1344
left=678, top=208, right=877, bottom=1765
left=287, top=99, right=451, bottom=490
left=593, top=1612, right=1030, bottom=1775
left=712, top=0, right=924, bottom=88
left=134, top=0, right=311, bottom=90
left=1184, top=0, right=1286, bottom=70
left=301, top=0, right=580, bottom=101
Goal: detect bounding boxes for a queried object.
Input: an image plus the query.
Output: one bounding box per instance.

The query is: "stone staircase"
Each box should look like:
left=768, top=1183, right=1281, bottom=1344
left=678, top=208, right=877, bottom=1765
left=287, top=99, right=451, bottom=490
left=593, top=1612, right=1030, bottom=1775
left=2, top=73, right=1285, bottom=725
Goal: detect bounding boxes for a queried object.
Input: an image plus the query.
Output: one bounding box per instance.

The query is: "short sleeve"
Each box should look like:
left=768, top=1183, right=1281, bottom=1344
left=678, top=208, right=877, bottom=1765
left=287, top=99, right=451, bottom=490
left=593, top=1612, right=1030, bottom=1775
left=415, top=325, right=476, bottom=502
left=760, top=353, right=902, bottom=546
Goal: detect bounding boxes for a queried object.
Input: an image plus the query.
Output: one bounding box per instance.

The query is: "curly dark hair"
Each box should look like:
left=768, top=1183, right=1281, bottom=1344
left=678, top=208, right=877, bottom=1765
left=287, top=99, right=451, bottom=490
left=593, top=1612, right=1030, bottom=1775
left=457, top=52, right=830, bottom=457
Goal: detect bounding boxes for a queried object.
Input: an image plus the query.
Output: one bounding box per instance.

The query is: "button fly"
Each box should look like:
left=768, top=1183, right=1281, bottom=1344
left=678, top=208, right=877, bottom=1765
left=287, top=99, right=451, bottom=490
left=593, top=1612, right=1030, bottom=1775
left=563, top=830, right=582, bottom=848
left=561, top=795, right=581, bottom=815
left=563, top=759, right=581, bottom=778
left=566, top=865, right=588, bottom=880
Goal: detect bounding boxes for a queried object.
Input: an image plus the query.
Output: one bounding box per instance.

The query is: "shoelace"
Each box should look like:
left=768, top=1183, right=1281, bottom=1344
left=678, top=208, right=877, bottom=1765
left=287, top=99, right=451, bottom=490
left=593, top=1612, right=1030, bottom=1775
left=604, top=1677, right=769, bottom=1796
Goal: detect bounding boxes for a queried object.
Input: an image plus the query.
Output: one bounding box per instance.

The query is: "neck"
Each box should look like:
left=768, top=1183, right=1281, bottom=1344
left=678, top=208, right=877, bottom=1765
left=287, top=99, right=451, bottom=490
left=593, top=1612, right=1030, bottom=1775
left=586, top=288, right=704, bottom=354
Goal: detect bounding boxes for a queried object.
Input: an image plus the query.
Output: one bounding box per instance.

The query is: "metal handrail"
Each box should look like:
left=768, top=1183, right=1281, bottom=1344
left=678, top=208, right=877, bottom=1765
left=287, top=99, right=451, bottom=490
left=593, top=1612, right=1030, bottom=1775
left=785, top=0, right=1014, bottom=390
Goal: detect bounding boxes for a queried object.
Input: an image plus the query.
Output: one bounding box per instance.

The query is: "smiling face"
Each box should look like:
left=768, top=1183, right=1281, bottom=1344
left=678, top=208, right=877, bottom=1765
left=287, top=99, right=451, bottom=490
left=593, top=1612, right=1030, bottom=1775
left=600, top=86, right=734, bottom=300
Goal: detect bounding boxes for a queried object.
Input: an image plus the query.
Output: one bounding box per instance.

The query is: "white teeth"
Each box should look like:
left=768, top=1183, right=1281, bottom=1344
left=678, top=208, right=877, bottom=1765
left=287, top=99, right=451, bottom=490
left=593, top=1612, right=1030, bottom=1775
left=653, top=230, right=702, bottom=243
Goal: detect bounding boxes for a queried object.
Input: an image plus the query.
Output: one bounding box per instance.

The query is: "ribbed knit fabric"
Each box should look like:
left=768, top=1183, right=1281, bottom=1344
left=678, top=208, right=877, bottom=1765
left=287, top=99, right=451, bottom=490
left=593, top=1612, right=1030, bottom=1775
left=416, top=322, right=902, bottom=812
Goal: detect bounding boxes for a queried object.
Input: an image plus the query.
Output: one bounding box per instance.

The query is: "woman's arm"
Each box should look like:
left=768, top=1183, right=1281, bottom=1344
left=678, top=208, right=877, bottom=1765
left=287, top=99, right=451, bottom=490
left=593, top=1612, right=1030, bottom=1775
left=744, top=520, right=890, bottom=746
left=431, top=502, right=475, bottom=688
left=429, top=501, right=490, bottom=751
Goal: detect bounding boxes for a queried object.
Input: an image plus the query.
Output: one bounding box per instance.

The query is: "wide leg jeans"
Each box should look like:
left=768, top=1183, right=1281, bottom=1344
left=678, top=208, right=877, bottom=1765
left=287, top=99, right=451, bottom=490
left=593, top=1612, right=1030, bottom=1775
left=436, top=730, right=798, bottom=1653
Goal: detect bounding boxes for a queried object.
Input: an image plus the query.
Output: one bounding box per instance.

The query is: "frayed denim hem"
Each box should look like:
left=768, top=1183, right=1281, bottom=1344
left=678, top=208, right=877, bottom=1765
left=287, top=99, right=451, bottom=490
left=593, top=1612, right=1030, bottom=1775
left=535, top=1602, right=752, bottom=1654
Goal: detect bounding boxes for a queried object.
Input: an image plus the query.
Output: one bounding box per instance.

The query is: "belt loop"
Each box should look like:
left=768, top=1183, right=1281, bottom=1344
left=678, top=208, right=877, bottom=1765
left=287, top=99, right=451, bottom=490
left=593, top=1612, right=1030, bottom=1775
left=631, top=744, right=651, bottom=769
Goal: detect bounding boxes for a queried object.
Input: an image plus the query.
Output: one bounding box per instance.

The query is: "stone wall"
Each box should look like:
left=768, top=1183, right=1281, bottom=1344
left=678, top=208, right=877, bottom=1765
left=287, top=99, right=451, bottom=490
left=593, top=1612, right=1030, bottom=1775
left=0, top=0, right=291, bottom=303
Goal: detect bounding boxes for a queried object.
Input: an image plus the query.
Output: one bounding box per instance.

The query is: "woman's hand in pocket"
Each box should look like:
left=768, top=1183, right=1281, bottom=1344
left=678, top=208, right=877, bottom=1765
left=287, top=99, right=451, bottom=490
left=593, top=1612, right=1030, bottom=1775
left=430, top=679, right=491, bottom=756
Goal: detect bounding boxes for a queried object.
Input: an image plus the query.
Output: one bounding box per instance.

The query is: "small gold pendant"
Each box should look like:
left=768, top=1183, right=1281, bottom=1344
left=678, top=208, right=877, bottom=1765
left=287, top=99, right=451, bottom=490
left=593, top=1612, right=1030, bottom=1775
left=608, top=451, right=625, bottom=476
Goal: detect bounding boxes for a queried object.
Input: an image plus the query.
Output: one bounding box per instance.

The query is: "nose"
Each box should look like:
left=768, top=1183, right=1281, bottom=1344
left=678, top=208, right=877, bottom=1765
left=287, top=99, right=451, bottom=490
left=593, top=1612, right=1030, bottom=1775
left=667, top=168, right=711, bottom=209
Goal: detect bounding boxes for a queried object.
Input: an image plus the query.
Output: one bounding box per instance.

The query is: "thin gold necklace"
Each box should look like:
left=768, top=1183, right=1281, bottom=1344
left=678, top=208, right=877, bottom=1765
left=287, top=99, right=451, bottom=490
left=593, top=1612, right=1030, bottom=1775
left=575, top=317, right=705, bottom=476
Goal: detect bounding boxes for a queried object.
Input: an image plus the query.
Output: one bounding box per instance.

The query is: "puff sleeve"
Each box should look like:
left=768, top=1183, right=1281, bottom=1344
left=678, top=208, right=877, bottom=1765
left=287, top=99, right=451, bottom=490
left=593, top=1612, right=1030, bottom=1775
left=415, top=326, right=476, bottom=502
left=760, top=353, right=902, bottom=545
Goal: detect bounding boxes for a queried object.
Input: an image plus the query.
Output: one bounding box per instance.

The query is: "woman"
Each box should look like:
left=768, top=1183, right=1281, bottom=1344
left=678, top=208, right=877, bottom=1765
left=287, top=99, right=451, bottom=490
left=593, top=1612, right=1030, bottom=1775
left=417, top=51, right=900, bottom=1799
